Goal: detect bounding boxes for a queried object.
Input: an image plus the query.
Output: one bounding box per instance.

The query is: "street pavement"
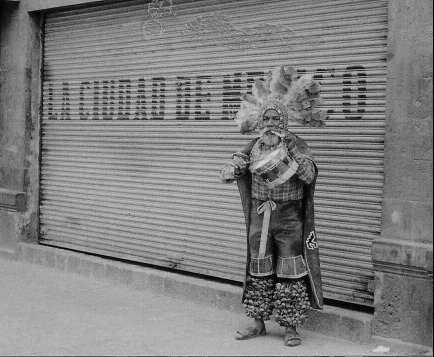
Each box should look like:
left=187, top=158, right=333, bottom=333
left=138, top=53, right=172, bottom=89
left=0, top=258, right=429, bottom=356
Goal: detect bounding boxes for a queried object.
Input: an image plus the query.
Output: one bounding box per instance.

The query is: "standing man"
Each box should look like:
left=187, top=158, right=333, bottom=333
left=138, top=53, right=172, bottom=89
left=220, top=66, right=326, bottom=347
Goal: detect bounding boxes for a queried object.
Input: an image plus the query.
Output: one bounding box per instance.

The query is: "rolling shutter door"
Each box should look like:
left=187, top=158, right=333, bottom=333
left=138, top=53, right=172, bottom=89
left=40, top=0, right=388, bottom=306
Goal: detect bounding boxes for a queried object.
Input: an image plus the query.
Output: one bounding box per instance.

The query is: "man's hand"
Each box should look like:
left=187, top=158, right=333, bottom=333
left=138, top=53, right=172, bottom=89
left=284, top=133, right=297, bottom=150
left=220, top=164, right=236, bottom=183
left=220, top=153, right=248, bottom=183
left=232, top=156, right=247, bottom=172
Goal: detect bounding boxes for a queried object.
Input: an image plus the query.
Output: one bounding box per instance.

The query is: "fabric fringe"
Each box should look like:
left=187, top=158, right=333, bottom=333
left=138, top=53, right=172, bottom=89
left=243, top=276, right=275, bottom=320
left=273, top=280, right=310, bottom=327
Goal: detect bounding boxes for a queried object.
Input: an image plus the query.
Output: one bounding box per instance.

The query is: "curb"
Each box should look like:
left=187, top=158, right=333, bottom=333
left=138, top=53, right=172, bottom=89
left=3, top=242, right=375, bottom=345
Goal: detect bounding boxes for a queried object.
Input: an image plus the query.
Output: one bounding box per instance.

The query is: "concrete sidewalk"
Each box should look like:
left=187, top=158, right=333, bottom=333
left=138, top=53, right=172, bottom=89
left=0, top=252, right=430, bottom=356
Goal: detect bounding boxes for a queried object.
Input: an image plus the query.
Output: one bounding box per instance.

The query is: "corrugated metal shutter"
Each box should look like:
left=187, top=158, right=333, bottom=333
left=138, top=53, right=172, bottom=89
left=40, top=0, right=387, bottom=306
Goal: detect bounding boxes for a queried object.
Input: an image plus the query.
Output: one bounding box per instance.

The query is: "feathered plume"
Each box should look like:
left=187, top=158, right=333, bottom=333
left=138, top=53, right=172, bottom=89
left=252, top=79, right=268, bottom=102
left=286, top=74, right=327, bottom=127
left=234, top=97, right=261, bottom=134
left=269, top=66, right=294, bottom=97
left=234, top=65, right=327, bottom=134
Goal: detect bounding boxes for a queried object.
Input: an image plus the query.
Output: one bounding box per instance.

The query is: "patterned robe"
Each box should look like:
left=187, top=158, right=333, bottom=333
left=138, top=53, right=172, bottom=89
left=236, top=135, right=324, bottom=310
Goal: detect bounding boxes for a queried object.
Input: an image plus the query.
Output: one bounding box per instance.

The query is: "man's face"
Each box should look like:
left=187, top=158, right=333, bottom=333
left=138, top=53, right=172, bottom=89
left=260, top=109, right=282, bottom=147
left=261, top=109, right=281, bottom=131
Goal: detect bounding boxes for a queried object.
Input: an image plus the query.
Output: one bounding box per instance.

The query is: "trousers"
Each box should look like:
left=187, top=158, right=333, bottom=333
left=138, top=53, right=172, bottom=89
left=248, top=198, right=308, bottom=279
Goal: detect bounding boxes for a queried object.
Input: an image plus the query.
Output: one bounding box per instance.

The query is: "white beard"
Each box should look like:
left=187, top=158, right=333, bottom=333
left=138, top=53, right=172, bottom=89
left=261, top=130, right=281, bottom=147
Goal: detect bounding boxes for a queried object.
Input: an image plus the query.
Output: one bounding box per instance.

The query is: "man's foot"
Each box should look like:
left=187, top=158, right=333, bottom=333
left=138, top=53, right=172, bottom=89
left=284, top=327, right=301, bottom=347
left=235, top=326, right=267, bottom=340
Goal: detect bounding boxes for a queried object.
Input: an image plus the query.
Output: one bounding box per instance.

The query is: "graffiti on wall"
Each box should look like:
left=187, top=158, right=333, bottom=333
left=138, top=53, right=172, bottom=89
left=142, top=0, right=176, bottom=40
left=45, top=66, right=368, bottom=121
left=183, top=15, right=318, bottom=51
left=140, top=1, right=318, bottom=50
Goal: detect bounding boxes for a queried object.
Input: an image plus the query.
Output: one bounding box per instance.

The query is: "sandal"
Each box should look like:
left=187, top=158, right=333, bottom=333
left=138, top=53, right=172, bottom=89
left=284, top=329, right=301, bottom=347
left=235, top=326, right=267, bottom=340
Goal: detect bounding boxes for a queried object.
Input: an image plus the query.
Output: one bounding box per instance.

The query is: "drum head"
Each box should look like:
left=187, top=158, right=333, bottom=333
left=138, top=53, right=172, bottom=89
left=250, top=148, right=283, bottom=173
left=250, top=145, right=298, bottom=188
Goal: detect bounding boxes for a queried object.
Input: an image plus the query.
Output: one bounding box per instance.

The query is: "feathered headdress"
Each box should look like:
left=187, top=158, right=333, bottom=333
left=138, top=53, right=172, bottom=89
left=234, top=66, right=327, bottom=134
